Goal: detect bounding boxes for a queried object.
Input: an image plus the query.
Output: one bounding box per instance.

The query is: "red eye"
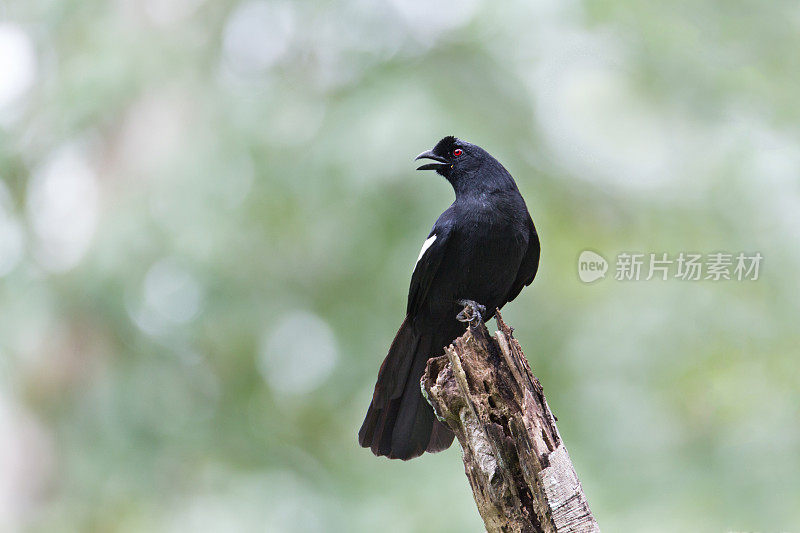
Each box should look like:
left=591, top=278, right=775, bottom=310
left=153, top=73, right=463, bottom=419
left=453, top=148, right=463, bottom=156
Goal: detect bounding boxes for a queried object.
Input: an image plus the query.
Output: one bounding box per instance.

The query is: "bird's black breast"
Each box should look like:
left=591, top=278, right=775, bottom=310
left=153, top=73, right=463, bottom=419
left=424, top=195, right=529, bottom=318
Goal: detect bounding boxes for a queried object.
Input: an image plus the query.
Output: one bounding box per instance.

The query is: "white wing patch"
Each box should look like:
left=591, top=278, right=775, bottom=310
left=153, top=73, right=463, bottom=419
left=416, top=235, right=437, bottom=265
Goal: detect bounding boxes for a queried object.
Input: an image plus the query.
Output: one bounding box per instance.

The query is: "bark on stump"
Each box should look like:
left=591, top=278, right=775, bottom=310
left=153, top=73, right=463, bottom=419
left=421, top=310, right=599, bottom=533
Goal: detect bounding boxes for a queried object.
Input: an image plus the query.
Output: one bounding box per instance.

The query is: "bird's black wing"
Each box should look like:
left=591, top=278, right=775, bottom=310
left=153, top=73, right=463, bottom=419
left=504, top=216, right=540, bottom=305
left=359, top=221, right=458, bottom=459
left=406, top=221, right=453, bottom=317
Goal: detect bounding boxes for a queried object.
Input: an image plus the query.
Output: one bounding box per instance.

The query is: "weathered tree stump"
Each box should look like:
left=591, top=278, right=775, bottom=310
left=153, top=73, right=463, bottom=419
left=421, top=309, right=599, bottom=533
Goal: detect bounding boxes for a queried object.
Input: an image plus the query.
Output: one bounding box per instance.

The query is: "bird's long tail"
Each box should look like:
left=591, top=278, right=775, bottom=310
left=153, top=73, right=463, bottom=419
left=358, top=316, right=456, bottom=460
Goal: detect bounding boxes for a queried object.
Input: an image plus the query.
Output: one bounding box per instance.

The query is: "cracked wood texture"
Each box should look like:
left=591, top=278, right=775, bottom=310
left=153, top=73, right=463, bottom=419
left=421, top=311, right=599, bottom=533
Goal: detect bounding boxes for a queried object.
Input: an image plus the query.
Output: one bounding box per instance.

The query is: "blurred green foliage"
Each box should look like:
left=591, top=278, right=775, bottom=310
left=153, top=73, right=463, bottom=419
left=1, top=0, right=799, bottom=531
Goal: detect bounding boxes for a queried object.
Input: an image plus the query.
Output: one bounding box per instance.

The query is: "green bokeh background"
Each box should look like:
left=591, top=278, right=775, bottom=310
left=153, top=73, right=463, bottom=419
left=1, top=0, right=799, bottom=531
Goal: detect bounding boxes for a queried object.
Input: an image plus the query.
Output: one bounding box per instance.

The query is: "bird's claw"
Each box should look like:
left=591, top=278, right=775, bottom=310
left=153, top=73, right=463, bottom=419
left=456, top=299, right=486, bottom=326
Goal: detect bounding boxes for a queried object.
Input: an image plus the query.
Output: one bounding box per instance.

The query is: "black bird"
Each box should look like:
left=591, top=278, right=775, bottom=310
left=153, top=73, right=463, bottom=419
left=358, top=136, right=540, bottom=460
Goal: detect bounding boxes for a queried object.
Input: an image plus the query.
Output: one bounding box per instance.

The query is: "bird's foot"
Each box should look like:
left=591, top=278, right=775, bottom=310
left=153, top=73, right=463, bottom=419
left=456, top=299, right=486, bottom=327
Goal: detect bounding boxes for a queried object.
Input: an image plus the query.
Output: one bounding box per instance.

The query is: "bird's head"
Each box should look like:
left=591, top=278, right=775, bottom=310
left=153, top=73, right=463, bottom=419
left=414, top=136, right=483, bottom=180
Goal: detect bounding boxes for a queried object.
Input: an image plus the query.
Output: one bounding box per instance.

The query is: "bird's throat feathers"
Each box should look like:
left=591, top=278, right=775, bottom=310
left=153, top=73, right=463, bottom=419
left=447, top=157, right=516, bottom=199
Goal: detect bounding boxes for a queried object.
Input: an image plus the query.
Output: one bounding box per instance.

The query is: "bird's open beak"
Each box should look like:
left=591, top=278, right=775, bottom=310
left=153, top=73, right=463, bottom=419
left=415, top=150, right=449, bottom=171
